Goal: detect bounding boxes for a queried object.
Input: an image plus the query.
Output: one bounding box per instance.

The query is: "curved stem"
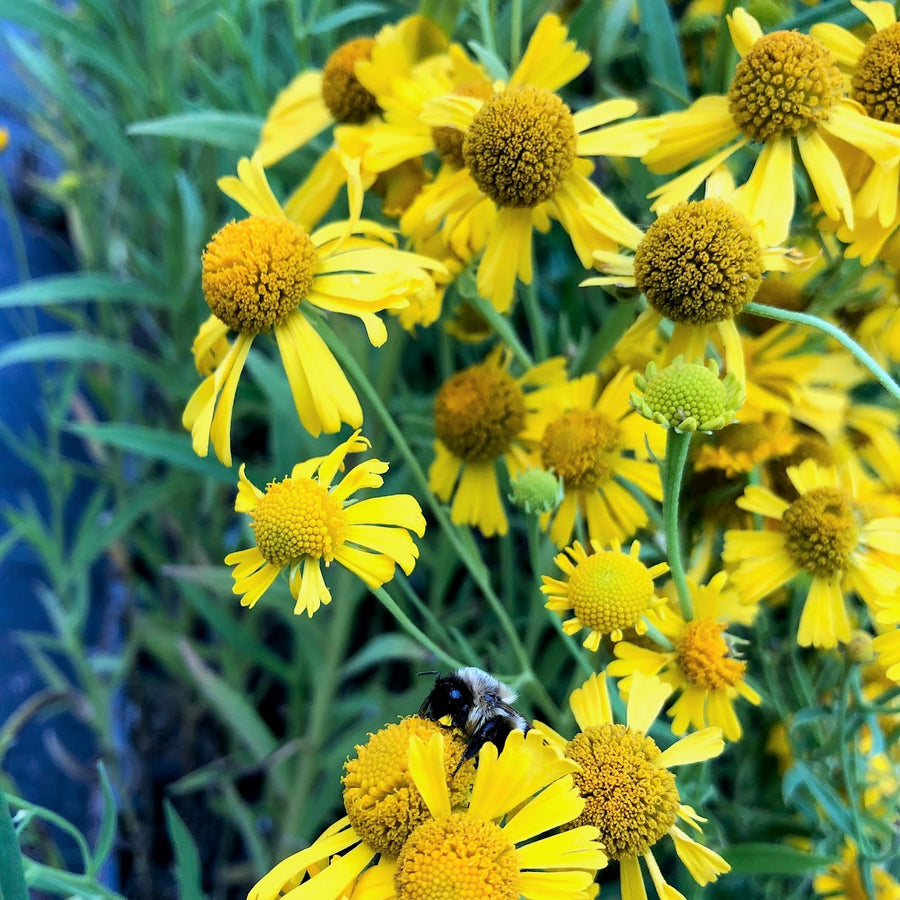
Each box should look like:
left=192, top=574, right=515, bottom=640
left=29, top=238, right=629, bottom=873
left=743, top=301, right=900, bottom=404
left=663, top=429, right=693, bottom=621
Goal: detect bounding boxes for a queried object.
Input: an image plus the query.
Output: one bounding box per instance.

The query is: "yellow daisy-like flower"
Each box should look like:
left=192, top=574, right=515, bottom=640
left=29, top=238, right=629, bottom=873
left=536, top=671, right=730, bottom=900
left=182, top=153, right=441, bottom=465
left=413, top=13, right=661, bottom=312
left=642, top=7, right=900, bottom=246
left=541, top=539, right=669, bottom=650
left=225, top=431, right=426, bottom=616
left=813, top=838, right=900, bottom=900
left=256, top=16, right=447, bottom=167
left=608, top=572, right=762, bottom=741
left=246, top=715, right=476, bottom=900
left=693, top=414, right=800, bottom=479
left=429, top=347, right=567, bottom=537
left=723, top=459, right=900, bottom=648
left=525, top=369, right=664, bottom=548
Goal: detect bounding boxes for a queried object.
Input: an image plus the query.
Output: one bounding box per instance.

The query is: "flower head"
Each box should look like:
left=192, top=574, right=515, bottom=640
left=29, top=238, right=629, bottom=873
left=225, top=431, right=426, bottom=616
left=509, top=467, right=564, bottom=515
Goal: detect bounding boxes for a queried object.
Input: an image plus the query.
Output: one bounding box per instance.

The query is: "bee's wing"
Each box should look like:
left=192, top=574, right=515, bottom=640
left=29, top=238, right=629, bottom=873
left=494, top=700, right=530, bottom=730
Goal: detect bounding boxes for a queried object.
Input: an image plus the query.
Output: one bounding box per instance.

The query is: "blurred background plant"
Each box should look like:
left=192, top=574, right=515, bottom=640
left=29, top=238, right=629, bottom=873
left=0, top=0, right=897, bottom=899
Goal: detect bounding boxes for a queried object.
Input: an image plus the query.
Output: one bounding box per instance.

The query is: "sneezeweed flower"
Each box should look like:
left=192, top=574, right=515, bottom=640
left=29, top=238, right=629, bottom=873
left=694, top=414, right=799, bottom=479
left=631, top=357, right=744, bottom=432
left=524, top=369, right=664, bottom=548
left=256, top=16, right=448, bottom=167
left=182, top=153, right=442, bottom=465
left=246, top=716, right=476, bottom=900
left=608, top=572, right=762, bottom=741
left=415, top=13, right=661, bottom=312
left=536, top=671, right=730, bottom=900
left=541, top=539, right=669, bottom=650
left=813, top=838, right=900, bottom=900
left=225, top=431, right=426, bottom=616
left=429, top=348, right=567, bottom=536
left=723, top=459, right=900, bottom=648
left=642, top=7, right=900, bottom=245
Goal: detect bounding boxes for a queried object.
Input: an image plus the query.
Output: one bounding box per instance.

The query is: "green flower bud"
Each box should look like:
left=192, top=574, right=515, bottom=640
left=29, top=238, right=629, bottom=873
left=508, top=468, right=563, bottom=515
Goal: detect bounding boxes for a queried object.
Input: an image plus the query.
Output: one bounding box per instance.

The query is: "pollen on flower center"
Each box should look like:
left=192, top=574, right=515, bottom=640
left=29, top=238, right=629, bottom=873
left=781, top=486, right=860, bottom=578
left=463, top=85, right=576, bottom=208
left=568, top=551, right=656, bottom=634
left=202, top=217, right=318, bottom=334
left=633, top=199, right=763, bottom=325
left=852, top=23, right=900, bottom=123
left=564, top=723, right=679, bottom=860
left=540, top=410, right=622, bottom=491
left=434, top=364, right=526, bottom=462
left=432, top=81, right=495, bottom=169
left=342, top=717, right=476, bottom=858
left=321, top=37, right=380, bottom=123
left=677, top=620, right=746, bottom=690
left=728, top=30, right=843, bottom=141
left=251, top=477, right=348, bottom=566
left=394, top=813, right=520, bottom=900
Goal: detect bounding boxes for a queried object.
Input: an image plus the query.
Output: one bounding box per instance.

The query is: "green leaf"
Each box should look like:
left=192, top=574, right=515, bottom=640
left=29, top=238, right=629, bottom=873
left=635, top=0, right=689, bottom=110
left=127, top=112, right=263, bottom=151
left=783, top=762, right=855, bottom=834
left=164, top=801, right=205, bottom=900
left=0, top=793, right=28, bottom=900
left=89, top=764, right=118, bottom=877
left=725, top=842, right=836, bottom=875
left=0, top=273, right=165, bottom=309
left=308, top=3, right=385, bottom=34
left=466, top=40, right=509, bottom=81
left=341, top=633, right=427, bottom=678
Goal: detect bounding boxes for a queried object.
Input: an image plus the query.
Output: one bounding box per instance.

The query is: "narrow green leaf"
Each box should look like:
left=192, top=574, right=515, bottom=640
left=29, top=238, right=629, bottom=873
left=466, top=40, right=510, bottom=81
left=308, top=3, right=385, bottom=34
left=341, top=633, right=426, bottom=678
left=88, top=764, right=118, bottom=877
left=0, top=273, right=164, bottom=309
left=635, top=0, right=689, bottom=110
left=127, top=112, right=263, bottom=151
left=0, top=793, right=28, bottom=900
left=163, top=801, right=205, bottom=900
left=725, top=842, right=836, bottom=875
left=783, top=762, right=854, bottom=834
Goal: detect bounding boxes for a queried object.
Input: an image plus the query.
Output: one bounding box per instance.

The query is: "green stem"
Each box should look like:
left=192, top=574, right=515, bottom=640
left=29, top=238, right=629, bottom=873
left=663, top=429, right=693, bottom=620
left=470, top=295, right=533, bottom=368
left=477, top=0, right=497, bottom=54
left=642, top=619, right=674, bottom=652
left=743, top=301, right=900, bottom=404
left=523, top=275, right=549, bottom=361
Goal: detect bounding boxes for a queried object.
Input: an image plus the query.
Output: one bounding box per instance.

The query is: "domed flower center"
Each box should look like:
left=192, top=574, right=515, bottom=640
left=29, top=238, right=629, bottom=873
left=852, top=23, right=900, bottom=123
left=633, top=199, right=763, bottom=325
left=432, top=81, right=495, bottom=169
left=540, top=410, right=622, bottom=491
left=321, top=37, right=380, bottom=123
left=202, top=217, right=318, bottom=334
left=251, top=478, right=348, bottom=566
left=676, top=619, right=746, bottom=690
left=463, top=86, right=576, bottom=208
left=342, top=717, right=475, bottom=858
left=727, top=30, right=843, bottom=141
left=434, top=364, right=526, bottom=462
left=781, top=487, right=860, bottom=578
left=394, top=813, right=520, bottom=900
left=564, top=723, right=679, bottom=860
left=567, top=551, right=656, bottom=635
left=640, top=359, right=732, bottom=430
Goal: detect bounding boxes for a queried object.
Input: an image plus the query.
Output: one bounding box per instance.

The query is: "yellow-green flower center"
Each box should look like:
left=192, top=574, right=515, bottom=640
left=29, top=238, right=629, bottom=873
left=251, top=477, right=348, bottom=566
left=434, top=364, right=526, bottom=462
left=728, top=30, right=843, bottom=141
left=394, top=813, right=520, bottom=900
left=781, top=486, right=860, bottom=578
left=564, top=723, right=679, bottom=860
left=633, top=199, right=763, bottom=325
left=321, top=37, right=380, bottom=123
left=639, top=359, right=733, bottom=430
left=852, top=23, right=900, bottom=123
left=202, top=217, right=318, bottom=334
left=463, top=86, right=576, bottom=208
left=432, top=81, right=495, bottom=169
left=567, top=551, right=655, bottom=635
left=342, top=717, right=475, bottom=858
left=540, top=410, right=622, bottom=492
left=676, top=619, right=746, bottom=690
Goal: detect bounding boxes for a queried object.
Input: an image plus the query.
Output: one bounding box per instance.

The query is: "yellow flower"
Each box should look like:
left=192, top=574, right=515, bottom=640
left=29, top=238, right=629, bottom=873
left=412, top=13, right=661, bottom=312
left=541, top=539, right=669, bottom=650
left=873, top=592, right=900, bottom=682
left=724, top=459, right=900, bottom=648
left=225, top=431, right=425, bottom=615
left=535, top=671, right=730, bottom=900
left=256, top=16, right=448, bottom=167
left=813, top=838, right=900, bottom=900
left=525, top=369, right=664, bottom=548
left=429, top=348, right=567, bottom=537
left=694, top=414, right=800, bottom=479
left=643, top=7, right=900, bottom=246
left=182, top=153, right=441, bottom=465
left=246, top=716, right=476, bottom=900
left=609, top=572, right=762, bottom=741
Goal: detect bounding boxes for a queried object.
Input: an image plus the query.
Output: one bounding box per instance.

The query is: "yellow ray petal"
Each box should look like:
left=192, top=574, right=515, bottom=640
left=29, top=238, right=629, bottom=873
left=809, top=22, right=866, bottom=67
left=852, top=0, right=897, bottom=31
left=626, top=671, right=673, bottom=734
left=656, top=728, right=725, bottom=769
left=477, top=206, right=534, bottom=313
left=407, top=734, right=451, bottom=818
left=509, top=13, right=589, bottom=92
left=620, top=854, right=649, bottom=900
left=797, top=128, right=854, bottom=228
left=569, top=672, right=613, bottom=732
left=727, top=7, right=763, bottom=56
left=733, top=136, right=794, bottom=246
left=218, top=154, right=286, bottom=220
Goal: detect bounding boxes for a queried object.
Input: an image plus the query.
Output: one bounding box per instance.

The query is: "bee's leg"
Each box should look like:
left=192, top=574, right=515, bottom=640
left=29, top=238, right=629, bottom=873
left=452, top=718, right=517, bottom=775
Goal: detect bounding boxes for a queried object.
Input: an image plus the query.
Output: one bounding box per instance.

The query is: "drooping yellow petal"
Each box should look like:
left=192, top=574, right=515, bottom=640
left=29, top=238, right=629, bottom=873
left=233, top=561, right=282, bottom=609
left=258, top=70, right=333, bottom=168
left=733, top=135, right=795, bottom=246
left=620, top=854, right=649, bottom=900
left=284, top=148, right=348, bottom=231
left=797, top=128, right=854, bottom=228
left=657, top=728, right=725, bottom=769
left=821, top=102, right=900, bottom=165
left=407, top=733, right=452, bottom=818
left=645, top=848, right=688, bottom=900
left=855, top=161, right=899, bottom=227
left=225, top=546, right=266, bottom=580
left=735, top=485, right=790, bottom=519
left=290, top=556, right=331, bottom=617
left=477, top=206, right=534, bottom=313
left=670, top=825, right=730, bottom=886
left=797, top=577, right=850, bottom=648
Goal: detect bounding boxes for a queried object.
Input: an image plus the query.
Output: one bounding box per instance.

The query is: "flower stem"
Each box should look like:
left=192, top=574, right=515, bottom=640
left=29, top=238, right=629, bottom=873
left=744, top=301, right=900, bottom=404
left=663, top=429, right=693, bottom=620
left=523, top=275, right=549, bottom=361
left=470, top=295, right=533, bottom=368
